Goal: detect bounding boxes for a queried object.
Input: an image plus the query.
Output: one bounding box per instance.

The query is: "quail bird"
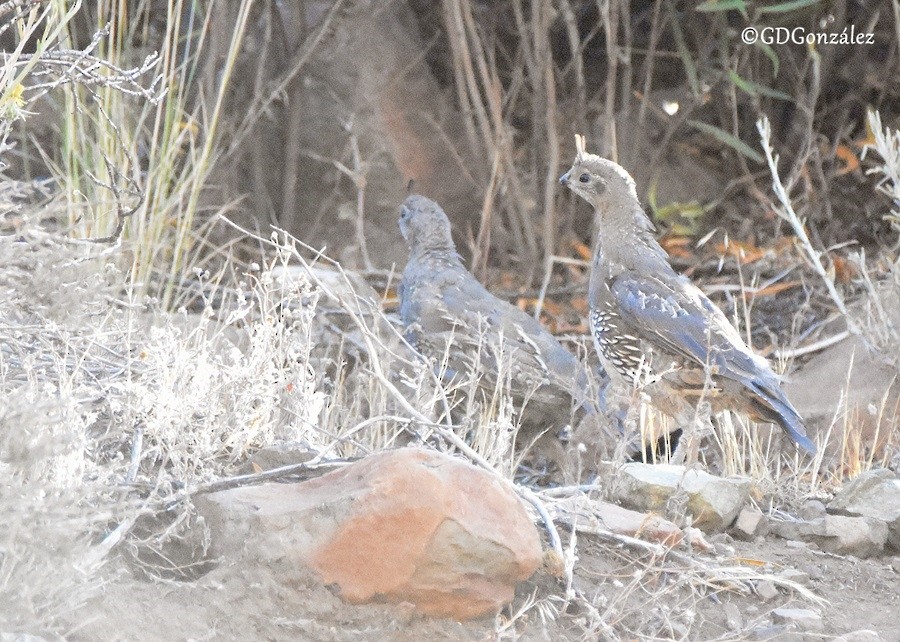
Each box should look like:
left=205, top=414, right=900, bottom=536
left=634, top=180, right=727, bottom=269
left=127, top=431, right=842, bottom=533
left=559, top=135, right=816, bottom=460
left=398, top=194, right=601, bottom=429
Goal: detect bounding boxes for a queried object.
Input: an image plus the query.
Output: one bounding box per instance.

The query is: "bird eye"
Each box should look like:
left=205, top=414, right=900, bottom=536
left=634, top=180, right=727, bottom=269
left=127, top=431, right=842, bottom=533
left=578, top=173, right=590, bottom=183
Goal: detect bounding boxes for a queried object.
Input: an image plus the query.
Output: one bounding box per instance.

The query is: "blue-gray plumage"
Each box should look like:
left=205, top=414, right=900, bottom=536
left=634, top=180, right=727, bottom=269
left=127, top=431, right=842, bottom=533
left=560, top=136, right=816, bottom=456
left=398, top=194, right=599, bottom=419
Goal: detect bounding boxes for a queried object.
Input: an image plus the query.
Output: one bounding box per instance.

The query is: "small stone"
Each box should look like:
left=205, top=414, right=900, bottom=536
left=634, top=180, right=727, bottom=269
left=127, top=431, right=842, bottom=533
left=785, top=540, right=809, bottom=550
left=709, top=532, right=733, bottom=544
left=722, top=602, right=743, bottom=631
left=392, top=601, right=418, bottom=624
left=684, top=526, right=714, bottom=552
left=755, top=579, right=779, bottom=602
left=777, top=568, right=810, bottom=586
left=732, top=506, right=767, bottom=540
left=713, top=541, right=736, bottom=556
left=834, top=630, right=884, bottom=642
left=802, top=564, right=824, bottom=581
left=828, top=468, right=900, bottom=551
left=707, top=533, right=736, bottom=556
left=591, top=499, right=683, bottom=545
left=612, top=463, right=751, bottom=532
left=772, top=607, right=824, bottom=632
left=799, top=499, right=826, bottom=520
left=769, top=515, right=887, bottom=558
left=748, top=625, right=787, bottom=640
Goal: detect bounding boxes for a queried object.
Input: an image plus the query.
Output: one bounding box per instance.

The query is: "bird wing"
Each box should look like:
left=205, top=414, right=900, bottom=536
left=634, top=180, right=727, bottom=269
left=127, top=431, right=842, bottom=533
left=611, top=272, right=816, bottom=453
left=610, top=272, right=766, bottom=382
left=439, top=272, right=583, bottom=384
left=400, top=258, right=593, bottom=410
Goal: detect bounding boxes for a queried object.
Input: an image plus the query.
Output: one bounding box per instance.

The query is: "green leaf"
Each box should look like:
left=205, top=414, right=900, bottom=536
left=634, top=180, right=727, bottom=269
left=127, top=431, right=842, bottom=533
left=668, top=6, right=700, bottom=96
left=647, top=179, right=714, bottom=235
left=755, top=41, right=780, bottom=77
left=727, top=70, right=793, bottom=101
left=757, top=0, right=820, bottom=14
left=696, top=0, right=747, bottom=12
left=686, top=119, right=765, bottom=164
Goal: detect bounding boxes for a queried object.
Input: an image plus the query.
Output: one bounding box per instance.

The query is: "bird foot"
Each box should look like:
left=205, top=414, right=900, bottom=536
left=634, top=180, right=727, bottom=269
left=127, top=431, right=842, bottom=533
left=670, top=403, right=713, bottom=466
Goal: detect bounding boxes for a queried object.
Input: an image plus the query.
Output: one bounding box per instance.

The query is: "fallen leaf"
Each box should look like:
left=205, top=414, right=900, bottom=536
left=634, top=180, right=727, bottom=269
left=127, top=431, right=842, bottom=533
left=715, top=239, right=767, bottom=264
left=556, top=321, right=588, bottom=333
left=662, top=235, right=696, bottom=260
left=570, top=297, right=589, bottom=314
left=834, top=143, right=860, bottom=176
left=566, top=262, right=587, bottom=279
left=382, top=287, right=399, bottom=309
left=775, top=236, right=795, bottom=252
left=749, top=280, right=801, bottom=298
left=571, top=240, right=592, bottom=261
left=853, top=112, right=878, bottom=150
left=517, top=298, right=563, bottom=317
left=832, top=255, right=856, bottom=283
left=498, top=271, right=518, bottom=289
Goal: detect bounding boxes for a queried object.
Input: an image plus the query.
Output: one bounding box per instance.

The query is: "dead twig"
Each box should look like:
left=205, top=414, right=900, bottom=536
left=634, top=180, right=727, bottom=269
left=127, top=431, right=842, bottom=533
left=757, top=117, right=861, bottom=336
left=775, top=329, right=851, bottom=360
left=227, top=0, right=349, bottom=155
left=218, top=215, right=569, bottom=580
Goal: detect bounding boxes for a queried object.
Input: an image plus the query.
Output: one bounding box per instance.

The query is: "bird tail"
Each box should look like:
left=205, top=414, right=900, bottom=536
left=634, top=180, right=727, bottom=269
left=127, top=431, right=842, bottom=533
left=748, top=379, right=817, bottom=455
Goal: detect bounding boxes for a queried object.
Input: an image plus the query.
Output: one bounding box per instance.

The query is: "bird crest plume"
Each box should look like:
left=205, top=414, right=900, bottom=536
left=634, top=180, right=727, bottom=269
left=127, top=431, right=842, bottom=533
left=568, top=135, right=639, bottom=202
left=575, top=133, right=586, bottom=161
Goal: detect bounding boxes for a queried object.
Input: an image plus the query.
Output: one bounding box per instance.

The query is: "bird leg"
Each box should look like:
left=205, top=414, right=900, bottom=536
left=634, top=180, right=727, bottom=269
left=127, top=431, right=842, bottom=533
left=670, top=400, right=713, bottom=466
left=604, top=384, right=642, bottom=462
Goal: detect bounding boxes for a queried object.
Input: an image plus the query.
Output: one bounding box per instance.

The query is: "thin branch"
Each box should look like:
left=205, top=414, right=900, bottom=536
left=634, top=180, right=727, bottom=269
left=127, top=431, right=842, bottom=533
left=774, top=329, right=850, bottom=360
left=227, top=0, right=349, bottom=155
left=217, top=215, right=569, bottom=579
left=757, top=117, right=861, bottom=336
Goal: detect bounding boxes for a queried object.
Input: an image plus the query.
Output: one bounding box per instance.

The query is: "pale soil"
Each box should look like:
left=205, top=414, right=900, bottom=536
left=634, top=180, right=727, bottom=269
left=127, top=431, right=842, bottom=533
left=69, top=534, right=899, bottom=641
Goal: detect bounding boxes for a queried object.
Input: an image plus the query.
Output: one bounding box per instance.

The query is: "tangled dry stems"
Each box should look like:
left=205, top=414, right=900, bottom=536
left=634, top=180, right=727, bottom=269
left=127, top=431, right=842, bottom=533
left=0, top=219, right=842, bottom=638
left=4, top=86, right=899, bottom=642
left=2, top=2, right=900, bottom=638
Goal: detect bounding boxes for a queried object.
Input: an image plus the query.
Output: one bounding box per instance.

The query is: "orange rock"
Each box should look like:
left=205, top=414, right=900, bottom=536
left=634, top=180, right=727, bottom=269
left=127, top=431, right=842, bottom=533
left=199, top=448, right=542, bottom=620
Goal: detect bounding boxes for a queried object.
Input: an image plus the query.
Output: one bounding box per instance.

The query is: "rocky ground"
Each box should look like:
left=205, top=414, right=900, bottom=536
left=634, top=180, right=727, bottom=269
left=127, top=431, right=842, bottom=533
left=68, top=487, right=900, bottom=642
left=1, top=237, right=898, bottom=642
left=65, top=447, right=900, bottom=642
left=2, top=2, right=899, bottom=640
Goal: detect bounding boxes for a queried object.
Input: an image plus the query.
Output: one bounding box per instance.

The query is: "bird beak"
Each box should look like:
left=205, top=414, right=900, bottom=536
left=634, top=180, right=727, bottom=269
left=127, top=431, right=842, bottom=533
left=559, top=170, right=571, bottom=186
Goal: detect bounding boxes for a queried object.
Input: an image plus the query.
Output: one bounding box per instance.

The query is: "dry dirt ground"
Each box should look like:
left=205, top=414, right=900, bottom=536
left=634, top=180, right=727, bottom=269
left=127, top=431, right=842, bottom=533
left=69, top=529, right=899, bottom=641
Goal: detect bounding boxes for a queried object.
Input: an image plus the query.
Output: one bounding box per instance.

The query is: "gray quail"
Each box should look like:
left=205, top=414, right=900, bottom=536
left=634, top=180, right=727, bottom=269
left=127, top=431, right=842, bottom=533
left=398, top=194, right=602, bottom=430
left=559, top=136, right=816, bottom=460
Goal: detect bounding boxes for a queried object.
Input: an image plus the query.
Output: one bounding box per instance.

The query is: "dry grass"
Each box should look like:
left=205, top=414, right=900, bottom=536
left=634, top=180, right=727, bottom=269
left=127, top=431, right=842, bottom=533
left=2, top=1, right=900, bottom=639
left=0, top=227, right=832, bottom=639
left=5, top=208, right=893, bottom=636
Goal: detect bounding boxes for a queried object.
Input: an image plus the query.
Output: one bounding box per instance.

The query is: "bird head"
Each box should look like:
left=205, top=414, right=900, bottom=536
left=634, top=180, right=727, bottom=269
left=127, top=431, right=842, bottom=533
left=398, top=195, right=457, bottom=255
left=559, top=134, right=639, bottom=215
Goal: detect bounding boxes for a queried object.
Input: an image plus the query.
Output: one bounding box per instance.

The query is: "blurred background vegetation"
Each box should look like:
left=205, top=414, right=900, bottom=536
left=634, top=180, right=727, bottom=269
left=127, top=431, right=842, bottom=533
left=3, top=0, right=898, bottom=300
left=2, top=3, right=899, bottom=633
